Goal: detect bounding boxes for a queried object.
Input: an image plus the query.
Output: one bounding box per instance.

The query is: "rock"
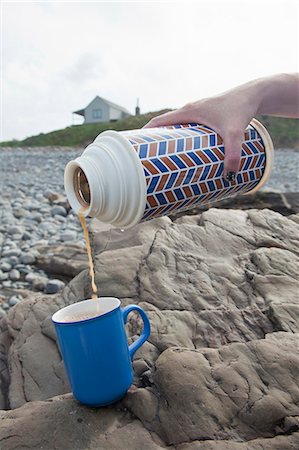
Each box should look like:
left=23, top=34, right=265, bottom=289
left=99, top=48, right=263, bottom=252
left=45, top=279, right=65, bottom=294
left=60, top=230, right=77, bottom=241
left=51, top=205, right=67, bottom=217
left=36, top=243, right=88, bottom=279
left=0, top=262, right=12, bottom=272
left=31, top=276, right=48, bottom=291
left=9, top=269, right=20, bottom=281
left=0, top=394, right=168, bottom=450
left=43, top=189, right=56, bottom=200
left=7, top=225, right=23, bottom=236
left=29, top=212, right=42, bottom=223
left=0, top=270, right=8, bottom=281
left=20, top=253, right=36, bottom=265
left=22, top=231, right=32, bottom=240
left=25, top=272, right=36, bottom=283
left=7, top=256, right=19, bottom=267
left=54, top=214, right=66, bottom=223
left=1, top=302, right=9, bottom=310
left=126, top=333, right=299, bottom=444
left=8, top=296, right=22, bottom=307
left=13, top=207, right=27, bottom=219
left=2, top=249, right=21, bottom=257
left=0, top=208, right=298, bottom=449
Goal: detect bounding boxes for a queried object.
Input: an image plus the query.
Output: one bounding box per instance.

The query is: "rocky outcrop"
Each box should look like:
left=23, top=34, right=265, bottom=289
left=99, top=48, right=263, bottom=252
left=126, top=332, right=299, bottom=444
left=36, top=243, right=88, bottom=279
left=0, top=394, right=168, bottom=450
left=0, top=208, right=298, bottom=449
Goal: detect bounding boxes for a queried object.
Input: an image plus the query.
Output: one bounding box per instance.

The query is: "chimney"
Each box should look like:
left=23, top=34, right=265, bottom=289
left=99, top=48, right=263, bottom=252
left=135, top=98, right=140, bottom=116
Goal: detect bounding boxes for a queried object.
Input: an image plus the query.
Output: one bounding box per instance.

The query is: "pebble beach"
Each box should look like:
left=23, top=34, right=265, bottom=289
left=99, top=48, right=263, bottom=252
left=0, top=146, right=298, bottom=312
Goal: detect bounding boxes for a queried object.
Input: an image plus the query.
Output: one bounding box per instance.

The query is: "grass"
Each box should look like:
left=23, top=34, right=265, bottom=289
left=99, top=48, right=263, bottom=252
left=1, top=111, right=298, bottom=149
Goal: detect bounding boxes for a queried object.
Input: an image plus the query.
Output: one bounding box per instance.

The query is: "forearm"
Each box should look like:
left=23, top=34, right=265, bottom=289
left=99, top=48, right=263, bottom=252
left=238, top=73, right=299, bottom=118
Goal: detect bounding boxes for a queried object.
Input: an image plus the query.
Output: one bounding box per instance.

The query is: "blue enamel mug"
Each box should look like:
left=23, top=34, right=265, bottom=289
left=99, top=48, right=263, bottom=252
left=52, top=297, right=150, bottom=407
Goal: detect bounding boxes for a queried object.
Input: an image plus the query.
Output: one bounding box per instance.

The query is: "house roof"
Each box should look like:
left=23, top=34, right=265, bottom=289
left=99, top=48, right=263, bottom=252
left=73, top=96, right=131, bottom=116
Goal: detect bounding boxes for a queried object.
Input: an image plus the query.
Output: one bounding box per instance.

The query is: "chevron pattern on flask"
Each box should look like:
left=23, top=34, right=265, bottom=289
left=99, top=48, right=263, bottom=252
left=120, top=123, right=266, bottom=221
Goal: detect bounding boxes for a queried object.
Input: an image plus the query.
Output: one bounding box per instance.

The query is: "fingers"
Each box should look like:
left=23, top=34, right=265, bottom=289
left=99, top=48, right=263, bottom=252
left=143, top=107, right=194, bottom=128
left=222, top=130, right=243, bottom=180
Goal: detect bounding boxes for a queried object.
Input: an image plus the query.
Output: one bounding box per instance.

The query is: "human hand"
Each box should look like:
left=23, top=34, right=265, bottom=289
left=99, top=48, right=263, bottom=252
left=144, top=91, right=258, bottom=181
left=144, top=74, right=299, bottom=180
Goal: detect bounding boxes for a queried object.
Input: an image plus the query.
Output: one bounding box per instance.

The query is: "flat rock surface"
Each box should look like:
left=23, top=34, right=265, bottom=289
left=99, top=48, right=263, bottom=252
left=0, top=208, right=298, bottom=449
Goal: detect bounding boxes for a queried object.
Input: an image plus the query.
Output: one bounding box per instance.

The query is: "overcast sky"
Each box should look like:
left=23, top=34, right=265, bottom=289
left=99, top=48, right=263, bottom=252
left=1, top=0, right=298, bottom=141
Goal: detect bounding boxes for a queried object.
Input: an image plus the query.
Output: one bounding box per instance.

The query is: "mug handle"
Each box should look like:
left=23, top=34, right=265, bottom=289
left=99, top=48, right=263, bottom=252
left=122, top=305, right=151, bottom=360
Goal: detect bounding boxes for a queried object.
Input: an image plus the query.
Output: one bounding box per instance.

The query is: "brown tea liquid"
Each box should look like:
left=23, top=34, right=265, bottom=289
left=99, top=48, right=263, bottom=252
left=79, top=209, right=98, bottom=300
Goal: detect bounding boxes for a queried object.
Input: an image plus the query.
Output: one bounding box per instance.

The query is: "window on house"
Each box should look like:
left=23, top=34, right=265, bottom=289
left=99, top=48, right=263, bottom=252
left=92, top=109, right=102, bottom=119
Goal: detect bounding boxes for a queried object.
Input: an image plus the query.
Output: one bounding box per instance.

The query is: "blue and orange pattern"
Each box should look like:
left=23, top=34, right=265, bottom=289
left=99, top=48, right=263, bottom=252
left=120, top=123, right=266, bottom=221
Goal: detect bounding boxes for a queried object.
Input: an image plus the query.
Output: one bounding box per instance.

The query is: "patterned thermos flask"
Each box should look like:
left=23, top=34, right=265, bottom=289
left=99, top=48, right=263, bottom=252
left=64, top=119, right=273, bottom=228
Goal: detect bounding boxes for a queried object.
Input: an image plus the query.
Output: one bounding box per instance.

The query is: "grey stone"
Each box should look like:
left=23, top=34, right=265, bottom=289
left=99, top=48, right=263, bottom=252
left=45, top=279, right=65, bottom=294
left=1, top=302, right=9, bottom=310
left=20, top=253, right=36, bottom=265
left=0, top=262, right=12, bottom=272
left=51, top=205, right=67, bottom=217
left=32, top=276, right=48, bottom=291
left=13, top=207, right=27, bottom=219
left=11, top=234, right=23, bottom=240
left=0, top=394, right=168, bottom=450
left=7, top=226, right=24, bottom=236
left=126, top=333, right=299, bottom=444
left=8, top=296, right=21, bottom=307
left=2, top=248, right=21, bottom=257
left=29, top=212, right=42, bottom=223
left=0, top=270, right=8, bottom=281
left=54, top=214, right=66, bottom=223
left=22, top=231, right=32, bottom=241
left=25, top=272, right=36, bottom=283
left=60, top=230, right=77, bottom=241
left=9, top=269, right=20, bottom=281
left=36, top=243, right=88, bottom=278
left=7, top=256, right=19, bottom=267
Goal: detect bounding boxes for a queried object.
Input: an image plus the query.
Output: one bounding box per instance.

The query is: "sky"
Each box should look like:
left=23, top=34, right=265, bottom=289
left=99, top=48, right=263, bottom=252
left=1, top=0, right=298, bottom=142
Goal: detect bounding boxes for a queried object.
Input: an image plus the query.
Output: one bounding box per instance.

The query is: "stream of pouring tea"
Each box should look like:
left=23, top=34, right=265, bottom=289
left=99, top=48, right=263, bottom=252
left=78, top=210, right=98, bottom=300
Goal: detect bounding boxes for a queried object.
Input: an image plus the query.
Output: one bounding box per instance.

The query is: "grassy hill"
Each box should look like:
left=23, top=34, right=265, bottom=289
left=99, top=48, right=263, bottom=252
left=1, top=111, right=298, bottom=149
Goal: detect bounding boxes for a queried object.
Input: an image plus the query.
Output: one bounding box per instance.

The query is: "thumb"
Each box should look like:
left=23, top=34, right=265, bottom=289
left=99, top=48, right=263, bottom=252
left=143, top=107, right=195, bottom=128
left=222, top=131, right=243, bottom=181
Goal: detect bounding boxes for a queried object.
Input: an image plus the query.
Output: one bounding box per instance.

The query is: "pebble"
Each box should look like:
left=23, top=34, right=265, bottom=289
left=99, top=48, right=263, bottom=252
left=1, top=302, right=9, bottom=310
left=7, top=256, right=19, bottom=267
left=32, top=276, right=48, bottom=292
left=45, top=279, right=65, bottom=294
left=0, top=262, right=12, bottom=272
left=0, top=271, right=8, bottom=281
left=9, top=295, right=22, bottom=307
left=60, top=230, right=77, bottom=241
left=22, top=231, right=32, bottom=241
left=7, top=225, right=24, bottom=236
left=9, top=269, right=21, bottom=281
left=2, top=248, right=21, bottom=257
left=51, top=205, right=67, bottom=217
left=13, top=208, right=27, bottom=219
left=25, top=272, right=37, bottom=283
left=54, top=215, right=66, bottom=223
left=20, top=254, right=36, bottom=265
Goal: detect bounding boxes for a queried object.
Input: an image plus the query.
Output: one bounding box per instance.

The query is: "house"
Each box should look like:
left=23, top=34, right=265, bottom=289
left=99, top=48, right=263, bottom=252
left=73, top=96, right=131, bottom=124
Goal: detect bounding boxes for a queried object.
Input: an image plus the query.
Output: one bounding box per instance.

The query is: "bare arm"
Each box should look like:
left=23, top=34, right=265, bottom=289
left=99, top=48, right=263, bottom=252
left=144, top=73, right=299, bottom=180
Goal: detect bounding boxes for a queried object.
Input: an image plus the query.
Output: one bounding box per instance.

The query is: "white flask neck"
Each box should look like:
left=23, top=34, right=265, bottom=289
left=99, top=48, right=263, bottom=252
left=64, top=133, right=146, bottom=228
